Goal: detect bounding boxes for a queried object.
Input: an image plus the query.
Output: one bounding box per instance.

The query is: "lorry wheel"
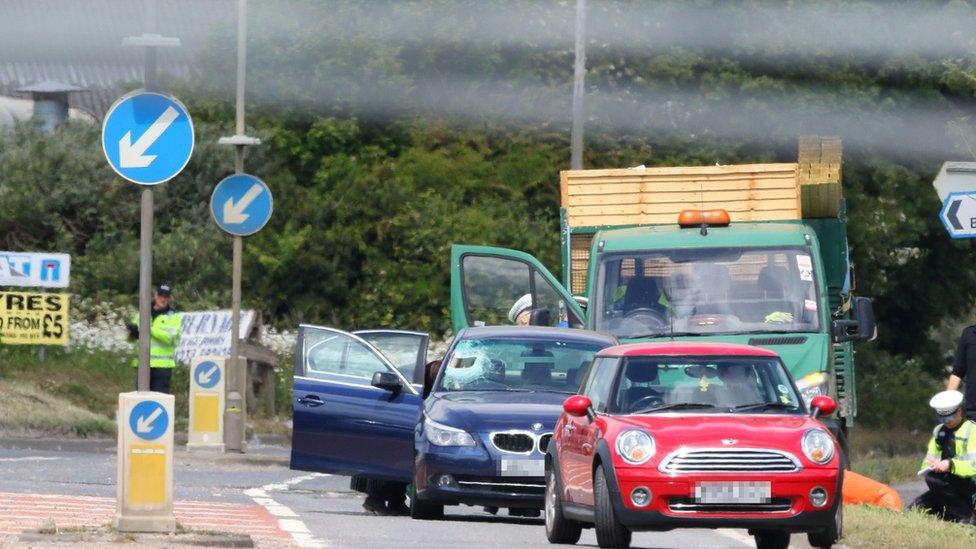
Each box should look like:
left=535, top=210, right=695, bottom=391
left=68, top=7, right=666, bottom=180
left=753, top=529, right=790, bottom=549
left=545, top=468, right=582, bottom=544
left=594, top=467, right=631, bottom=549
left=409, top=497, right=444, bottom=520
left=807, top=501, right=843, bottom=548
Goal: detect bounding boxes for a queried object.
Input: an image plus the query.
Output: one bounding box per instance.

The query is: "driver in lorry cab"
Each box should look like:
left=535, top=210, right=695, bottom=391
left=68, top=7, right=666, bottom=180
left=616, top=276, right=669, bottom=315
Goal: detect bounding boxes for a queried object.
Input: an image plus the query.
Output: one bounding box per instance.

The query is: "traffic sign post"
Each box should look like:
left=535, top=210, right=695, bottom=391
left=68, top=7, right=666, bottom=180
left=114, top=391, right=176, bottom=532
left=187, top=357, right=226, bottom=452
left=940, top=192, right=976, bottom=239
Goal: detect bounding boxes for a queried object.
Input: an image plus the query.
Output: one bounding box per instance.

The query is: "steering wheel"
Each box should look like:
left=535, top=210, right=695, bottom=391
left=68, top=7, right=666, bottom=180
left=629, top=393, right=665, bottom=412
left=623, top=307, right=667, bottom=327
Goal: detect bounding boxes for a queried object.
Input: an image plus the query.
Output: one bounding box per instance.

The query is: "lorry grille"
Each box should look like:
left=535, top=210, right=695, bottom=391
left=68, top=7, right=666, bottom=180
left=748, top=336, right=808, bottom=346
left=492, top=433, right=534, bottom=453
left=659, top=449, right=801, bottom=473
left=668, top=497, right=792, bottom=513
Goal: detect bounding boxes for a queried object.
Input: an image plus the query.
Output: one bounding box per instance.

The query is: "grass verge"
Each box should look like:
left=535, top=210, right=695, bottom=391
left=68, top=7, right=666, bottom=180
left=851, top=455, right=921, bottom=486
left=845, top=505, right=976, bottom=548
left=0, top=380, right=115, bottom=436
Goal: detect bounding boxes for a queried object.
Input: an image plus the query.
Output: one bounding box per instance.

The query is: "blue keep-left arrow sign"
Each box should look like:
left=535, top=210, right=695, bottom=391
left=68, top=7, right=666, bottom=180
left=210, top=174, right=273, bottom=236
left=194, top=360, right=221, bottom=389
left=129, top=400, right=169, bottom=441
left=101, top=91, right=194, bottom=185
left=940, top=192, right=976, bottom=239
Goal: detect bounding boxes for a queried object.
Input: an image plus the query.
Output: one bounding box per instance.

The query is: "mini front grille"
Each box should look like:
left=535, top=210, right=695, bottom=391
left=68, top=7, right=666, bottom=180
left=660, top=449, right=801, bottom=473
left=668, top=497, right=792, bottom=513
left=538, top=434, right=552, bottom=453
left=492, top=433, right=534, bottom=453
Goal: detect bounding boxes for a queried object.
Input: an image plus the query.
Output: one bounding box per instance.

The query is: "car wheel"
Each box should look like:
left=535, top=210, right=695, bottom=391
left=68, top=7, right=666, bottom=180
left=409, top=496, right=444, bottom=520
left=545, top=467, right=582, bottom=544
left=807, top=500, right=843, bottom=548
left=753, top=529, right=790, bottom=549
left=594, top=466, right=631, bottom=549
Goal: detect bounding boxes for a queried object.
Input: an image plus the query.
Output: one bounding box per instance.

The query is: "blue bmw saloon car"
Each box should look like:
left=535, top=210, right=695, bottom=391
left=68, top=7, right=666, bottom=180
left=289, top=324, right=615, bottom=520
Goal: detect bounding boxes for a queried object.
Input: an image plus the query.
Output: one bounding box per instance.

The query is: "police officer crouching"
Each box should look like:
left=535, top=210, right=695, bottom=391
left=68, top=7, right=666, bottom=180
left=909, top=390, right=976, bottom=524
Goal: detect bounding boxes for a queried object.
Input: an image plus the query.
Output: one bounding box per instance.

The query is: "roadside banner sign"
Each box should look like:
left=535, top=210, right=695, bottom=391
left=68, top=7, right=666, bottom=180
left=933, top=162, right=976, bottom=203
left=0, top=291, right=69, bottom=345
left=175, top=310, right=255, bottom=365
left=210, top=174, right=273, bottom=236
left=940, top=192, right=976, bottom=239
left=101, top=91, right=195, bottom=185
left=0, top=252, right=70, bottom=288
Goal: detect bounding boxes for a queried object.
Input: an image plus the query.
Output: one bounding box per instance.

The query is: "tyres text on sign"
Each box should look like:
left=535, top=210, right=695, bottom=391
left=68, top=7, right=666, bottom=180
left=0, top=291, right=69, bottom=345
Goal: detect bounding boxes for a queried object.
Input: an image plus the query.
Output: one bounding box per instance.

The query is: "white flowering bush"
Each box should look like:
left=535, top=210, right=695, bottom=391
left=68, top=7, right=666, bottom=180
left=67, top=303, right=133, bottom=354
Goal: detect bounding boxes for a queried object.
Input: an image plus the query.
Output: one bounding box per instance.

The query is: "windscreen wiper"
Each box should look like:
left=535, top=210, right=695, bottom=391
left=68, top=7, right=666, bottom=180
left=731, top=402, right=799, bottom=413
left=634, top=402, right=716, bottom=413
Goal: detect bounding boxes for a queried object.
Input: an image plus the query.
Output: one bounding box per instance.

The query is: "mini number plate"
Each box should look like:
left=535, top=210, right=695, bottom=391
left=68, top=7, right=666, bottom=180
left=498, top=459, right=544, bottom=477
left=695, top=481, right=771, bottom=504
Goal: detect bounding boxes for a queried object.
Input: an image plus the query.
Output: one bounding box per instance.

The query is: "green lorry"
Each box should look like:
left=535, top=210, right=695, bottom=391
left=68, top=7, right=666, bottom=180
left=449, top=137, right=875, bottom=450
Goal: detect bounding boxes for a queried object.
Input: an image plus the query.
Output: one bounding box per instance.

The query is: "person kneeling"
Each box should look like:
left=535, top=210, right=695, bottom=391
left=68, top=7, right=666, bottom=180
left=909, top=390, right=976, bottom=524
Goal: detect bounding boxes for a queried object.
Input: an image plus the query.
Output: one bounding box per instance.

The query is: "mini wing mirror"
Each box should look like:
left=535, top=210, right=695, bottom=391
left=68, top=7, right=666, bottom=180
left=831, top=296, right=877, bottom=343
left=372, top=371, right=403, bottom=393
left=810, top=395, right=837, bottom=418
left=563, top=395, right=594, bottom=420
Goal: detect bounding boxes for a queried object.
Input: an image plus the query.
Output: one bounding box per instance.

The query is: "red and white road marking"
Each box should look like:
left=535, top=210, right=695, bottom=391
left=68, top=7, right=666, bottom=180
left=245, top=473, right=328, bottom=548
left=0, top=492, right=294, bottom=547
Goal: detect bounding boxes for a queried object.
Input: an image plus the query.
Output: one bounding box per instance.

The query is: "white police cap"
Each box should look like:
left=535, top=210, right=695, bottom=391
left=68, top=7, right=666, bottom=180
left=508, top=293, right=533, bottom=323
left=929, top=390, right=964, bottom=416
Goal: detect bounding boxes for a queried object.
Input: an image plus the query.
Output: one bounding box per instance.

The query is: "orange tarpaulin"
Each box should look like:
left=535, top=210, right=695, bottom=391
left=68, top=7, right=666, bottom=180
left=842, top=470, right=903, bottom=511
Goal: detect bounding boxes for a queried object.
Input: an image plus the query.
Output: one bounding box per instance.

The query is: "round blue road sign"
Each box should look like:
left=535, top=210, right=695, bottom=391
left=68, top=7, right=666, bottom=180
left=194, top=360, right=222, bottom=389
left=102, top=91, right=194, bottom=186
left=129, top=400, right=169, bottom=441
left=210, top=174, right=273, bottom=236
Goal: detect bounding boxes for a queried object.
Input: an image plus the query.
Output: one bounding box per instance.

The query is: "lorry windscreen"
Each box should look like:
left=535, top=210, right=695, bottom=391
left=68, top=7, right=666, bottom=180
left=594, top=247, right=820, bottom=338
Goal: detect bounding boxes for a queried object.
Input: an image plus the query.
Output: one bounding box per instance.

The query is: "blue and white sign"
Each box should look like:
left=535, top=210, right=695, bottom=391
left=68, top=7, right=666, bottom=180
left=129, top=400, right=169, bottom=441
left=0, top=252, right=70, bottom=288
left=940, top=192, right=976, bottom=239
left=210, top=174, right=273, bottom=236
left=194, top=360, right=221, bottom=389
left=101, top=92, right=194, bottom=185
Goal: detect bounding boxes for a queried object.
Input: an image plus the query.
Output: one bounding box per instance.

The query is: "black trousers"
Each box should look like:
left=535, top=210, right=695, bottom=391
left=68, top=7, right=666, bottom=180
left=364, top=478, right=407, bottom=504
left=910, top=472, right=976, bottom=524
left=135, top=368, right=173, bottom=394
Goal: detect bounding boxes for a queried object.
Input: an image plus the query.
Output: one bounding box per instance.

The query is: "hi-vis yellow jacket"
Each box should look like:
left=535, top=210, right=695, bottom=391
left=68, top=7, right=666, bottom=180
left=923, top=420, right=976, bottom=478
left=130, top=310, right=182, bottom=368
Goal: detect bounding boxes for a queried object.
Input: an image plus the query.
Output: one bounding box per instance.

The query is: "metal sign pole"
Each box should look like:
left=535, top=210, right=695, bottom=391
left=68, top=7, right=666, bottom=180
left=570, top=0, right=587, bottom=170
left=137, top=0, right=158, bottom=392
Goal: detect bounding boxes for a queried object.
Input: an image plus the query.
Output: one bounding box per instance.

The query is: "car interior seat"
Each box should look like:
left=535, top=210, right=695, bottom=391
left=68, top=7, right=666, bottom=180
left=620, top=360, right=663, bottom=412
left=692, top=263, right=733, bottom=316
left=521, top=362, right=553, bottom=384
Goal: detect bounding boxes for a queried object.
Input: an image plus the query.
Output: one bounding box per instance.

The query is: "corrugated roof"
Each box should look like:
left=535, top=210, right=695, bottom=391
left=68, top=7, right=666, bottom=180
left=0, top=0, right=233, bottom=117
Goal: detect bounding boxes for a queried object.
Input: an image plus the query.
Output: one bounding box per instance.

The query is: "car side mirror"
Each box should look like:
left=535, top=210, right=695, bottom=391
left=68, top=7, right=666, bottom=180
left=810, top=395, right=837, bottom=418
left=372, top=371, right=402, bottom=393
left=573, top=295, right=589, bottom=311
left=564, top=395, right=594, bottom=420
left=832, top=296, right=877, bottom=343
left=530, top=308, right=551, bottom=326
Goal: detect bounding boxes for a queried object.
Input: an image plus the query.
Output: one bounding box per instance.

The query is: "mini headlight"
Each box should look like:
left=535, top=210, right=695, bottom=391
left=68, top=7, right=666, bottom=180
left=796, top=372, right=828, bottom=407
left=802, top=428, right=835, bottom=465
left=424, top=418, right=476, bottom=447
left=615, top=429, right=655, bottom=465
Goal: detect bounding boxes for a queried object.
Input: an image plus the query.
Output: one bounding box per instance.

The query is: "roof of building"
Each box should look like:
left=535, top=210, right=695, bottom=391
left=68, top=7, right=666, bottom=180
left=0, top=0, right=232, bottom=117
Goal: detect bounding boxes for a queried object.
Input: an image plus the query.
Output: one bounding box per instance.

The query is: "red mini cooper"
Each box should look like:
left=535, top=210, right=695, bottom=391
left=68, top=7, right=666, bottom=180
left=545, top=343, right=842, bottom=549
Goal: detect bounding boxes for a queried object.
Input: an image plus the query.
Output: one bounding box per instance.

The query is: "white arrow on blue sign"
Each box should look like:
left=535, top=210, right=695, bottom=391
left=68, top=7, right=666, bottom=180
left=940, top=192, right=976, bottom=239
left=210, top=174, right=273, bottom=236
left=194, top=360, right=221, bottom=389
left=129, top=400, right=169, bottom=441
left=101, top=92, right=194, bottom=186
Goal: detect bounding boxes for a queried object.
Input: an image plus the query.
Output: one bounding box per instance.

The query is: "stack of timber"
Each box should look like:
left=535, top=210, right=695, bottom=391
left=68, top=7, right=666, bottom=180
left=798, top=135, right=843, bottom=218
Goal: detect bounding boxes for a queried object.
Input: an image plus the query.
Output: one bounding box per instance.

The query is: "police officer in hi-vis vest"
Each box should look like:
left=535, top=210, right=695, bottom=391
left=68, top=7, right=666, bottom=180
left=127, top=284, right=183, bottom=394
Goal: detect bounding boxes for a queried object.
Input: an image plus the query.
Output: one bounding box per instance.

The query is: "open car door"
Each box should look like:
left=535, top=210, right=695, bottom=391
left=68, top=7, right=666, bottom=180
left=353, top=329, right=429, bottom=389
left=450, top=244, right=584, bottom=333
left=290, top=325, right=421, bottom=482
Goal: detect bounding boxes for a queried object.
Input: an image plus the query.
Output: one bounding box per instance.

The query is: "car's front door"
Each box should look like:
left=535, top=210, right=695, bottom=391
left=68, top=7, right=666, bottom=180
left=354, top=330, right=429, bottom=390
left=290, top=325, right=421, bottom=482
left=450, top=244, right=584, bottom=333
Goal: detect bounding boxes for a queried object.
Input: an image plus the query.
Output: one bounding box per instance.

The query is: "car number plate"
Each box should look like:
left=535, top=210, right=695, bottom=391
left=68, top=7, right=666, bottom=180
left=499, top=459, right=544, bottom=477
left=695, top=481, right=771, bottom=504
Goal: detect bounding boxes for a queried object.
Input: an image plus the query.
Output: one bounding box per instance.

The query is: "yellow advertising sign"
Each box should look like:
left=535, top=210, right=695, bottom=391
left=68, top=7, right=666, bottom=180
left=0, top=291, right=69, bottom=345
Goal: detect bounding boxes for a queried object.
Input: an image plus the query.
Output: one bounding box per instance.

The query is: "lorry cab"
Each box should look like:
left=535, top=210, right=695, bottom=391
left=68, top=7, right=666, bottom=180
left=450, top=138, right=876, bottom=448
